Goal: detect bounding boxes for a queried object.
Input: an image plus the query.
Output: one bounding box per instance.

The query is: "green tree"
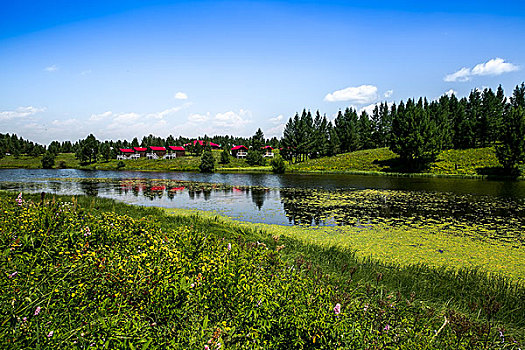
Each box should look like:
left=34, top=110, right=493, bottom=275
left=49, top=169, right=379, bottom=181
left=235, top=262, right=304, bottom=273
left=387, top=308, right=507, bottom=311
left=390, top=98, right=439, bottom=168
left=496, top=105, right=525, bottom=174
left=246, top=150, right=265, bottom=166
left=99, top=143, right=111, bottom=162
left=41, top=151, right=55, bottom=169
left=270, top=155, right=286, bottom=174
left=199, top=147, right=215, bottom=172
left=220, top=149, right=230, bottom=164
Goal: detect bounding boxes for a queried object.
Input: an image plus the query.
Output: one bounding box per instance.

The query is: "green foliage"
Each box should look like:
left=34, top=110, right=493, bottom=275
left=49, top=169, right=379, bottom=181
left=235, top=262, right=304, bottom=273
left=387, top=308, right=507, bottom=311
left=75, top=134, right=99, bottom=164
left=390, top=98, right=439, bottom=168
left=116, top=160, right=125, bottom=169
left=0, top=193, right=523, bottom=348
left=270, top=154, right=286, bottom=173
left=41, top=151, right=55, bottom=169
left=496, top=106, right=525, bottom=173
left=199, top=148, right=215, bottom=172
left=246, top=150, right=265, bottom=166
left=219, top=149, right=230, bottom=164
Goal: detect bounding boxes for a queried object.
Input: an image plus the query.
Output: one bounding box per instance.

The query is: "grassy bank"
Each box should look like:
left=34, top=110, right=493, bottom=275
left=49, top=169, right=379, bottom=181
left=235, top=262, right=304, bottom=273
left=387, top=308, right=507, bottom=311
left=1, top=192, right=523, bottom=348
left=0, top=147, right=517, bottom=179
left=289, top=147, right=513, bottom=178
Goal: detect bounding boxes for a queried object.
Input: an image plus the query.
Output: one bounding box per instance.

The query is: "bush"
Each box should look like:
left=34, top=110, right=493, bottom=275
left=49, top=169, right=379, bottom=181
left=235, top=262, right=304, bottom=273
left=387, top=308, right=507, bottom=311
left=199, top=149, right=215, bottom=172
left=246, top=151, right=265, bottom=166
left=270, top=155, right=286, bottom=173
left=58, top=161, right=67, bottom=169
left=116, top=161, right=125, bottom=169
left=41, top=151, right=55, bottom=169
left=219, top=149, right=230, bottom=164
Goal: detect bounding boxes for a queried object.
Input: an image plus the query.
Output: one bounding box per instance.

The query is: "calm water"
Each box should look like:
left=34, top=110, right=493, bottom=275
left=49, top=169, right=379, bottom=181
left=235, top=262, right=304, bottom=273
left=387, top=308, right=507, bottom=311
left=1, top=169, right=524, bottom=230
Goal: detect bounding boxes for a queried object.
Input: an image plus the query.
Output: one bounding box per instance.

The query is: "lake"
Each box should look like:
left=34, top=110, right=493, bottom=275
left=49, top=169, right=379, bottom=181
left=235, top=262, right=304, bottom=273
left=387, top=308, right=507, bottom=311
left=0, top=169, right=523, bottom=245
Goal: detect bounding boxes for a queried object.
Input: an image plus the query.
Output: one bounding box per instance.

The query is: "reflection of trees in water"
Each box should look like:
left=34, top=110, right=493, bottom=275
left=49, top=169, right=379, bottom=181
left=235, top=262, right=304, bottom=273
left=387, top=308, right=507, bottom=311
left=79, top=181, right=98, bottom=196
left=251, top=188, right=269, bottom=210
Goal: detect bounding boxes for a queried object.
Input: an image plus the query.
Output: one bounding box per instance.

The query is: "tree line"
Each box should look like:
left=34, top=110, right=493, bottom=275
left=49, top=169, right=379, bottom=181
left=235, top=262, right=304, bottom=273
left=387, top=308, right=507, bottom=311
left=2, top=82, right=524, bottom=173
left=281, top=83, right=525, bottom=172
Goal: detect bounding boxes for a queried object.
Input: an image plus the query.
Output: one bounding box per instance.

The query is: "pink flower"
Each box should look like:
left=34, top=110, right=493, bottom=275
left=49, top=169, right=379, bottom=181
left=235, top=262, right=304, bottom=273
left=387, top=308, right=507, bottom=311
left=16, top=193, right=23, bottom=205
left=34, top=306, right=41, bottom=316
left=227, top=243, right=231, bottom=251
left=47, top=330, right=54, bottom=338
left=334, top=303, right=341, bottom=315
left=8, top=271, right=18, bottom=278
left=384, top=324, right=390, bottom=332
left=22, top=317, right=27, bottom=322
left=204, top=346, right=210, bottom=350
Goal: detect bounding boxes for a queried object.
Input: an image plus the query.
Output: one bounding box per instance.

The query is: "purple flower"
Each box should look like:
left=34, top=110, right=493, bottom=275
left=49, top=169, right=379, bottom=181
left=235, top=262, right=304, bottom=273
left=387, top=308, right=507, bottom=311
left=8, top=271, right=18, bottom=278
left=227, top=243, right=231, bottom=251
left=16, top=193, right=23, bottom=206
left=47, top=331, right=54, bottom=338
left=34, top=306, right=41, bottom=316
left=217, top=343, right=221, bottom=349
left=84, top=227, right=91, bottom=237
left=333, top=303, right=341, bottom=315
left=204, top=346, right=210, bottom=350
left=384, top=324, right=390, bottom=332
left=22, top=317, right=27, bottom=322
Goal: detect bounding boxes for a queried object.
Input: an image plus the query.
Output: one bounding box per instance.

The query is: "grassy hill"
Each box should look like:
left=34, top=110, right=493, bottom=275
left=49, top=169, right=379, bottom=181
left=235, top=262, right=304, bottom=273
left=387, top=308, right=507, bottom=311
left=290, top=147, right=505, bottom=177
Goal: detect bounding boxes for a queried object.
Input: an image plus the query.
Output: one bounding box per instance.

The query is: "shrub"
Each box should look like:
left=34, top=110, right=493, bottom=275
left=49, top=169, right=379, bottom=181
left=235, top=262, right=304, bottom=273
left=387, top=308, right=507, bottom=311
left=270, top=155, right=286, bottom=173
left=116, top=160, right=125, bottom=169
left=219, top=149, right=230, bottom=164
left=41, top=151, right=55, bottom=169
left=246, top=151, right=265, bottom=166
left=199, top=149, right=215, bottom=172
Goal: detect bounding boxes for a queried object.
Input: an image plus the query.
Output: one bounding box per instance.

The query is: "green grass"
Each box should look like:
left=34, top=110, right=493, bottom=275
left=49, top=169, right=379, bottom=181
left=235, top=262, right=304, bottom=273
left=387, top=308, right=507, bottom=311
left=1, top=192, right=524, bottom=348
left=0, top=147, right=517, bottom=178
left=290, top=147, right=511, bottom=178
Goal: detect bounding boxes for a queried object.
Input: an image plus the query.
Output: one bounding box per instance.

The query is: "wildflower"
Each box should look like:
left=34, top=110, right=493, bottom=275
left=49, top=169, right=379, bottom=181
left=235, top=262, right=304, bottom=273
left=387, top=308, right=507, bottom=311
left=384, top=324, right=390, bottom=332
left=217, top=343, right=221, bottom=349
left=16, top=193, right=23, bottom=205
left=204, top=346, right=210, bottom=350
left=499, top=329, right=505, bottom=343
left=190, top=283, right=195, bottom=288
left=34, top=306, right=41, bottom=316
left=84, top=227, right=91, bottom=237
left=334, top=303, right=341, bottom=315
left=227, top=243, right=231, bottom=251
left=22, top=317, right=27, bottom=322
left=8, top=271, right=18, bottom=278
left=363, top=304, right=369, bottom=312
left=47, top=331, right=54, bottom=338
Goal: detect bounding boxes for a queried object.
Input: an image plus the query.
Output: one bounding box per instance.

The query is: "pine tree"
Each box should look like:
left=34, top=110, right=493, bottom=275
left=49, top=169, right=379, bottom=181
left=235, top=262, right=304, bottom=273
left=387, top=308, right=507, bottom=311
left=357, top=111, right=374, bottom=150
left=199, top=147, right=215, bottom=173
left=220, top=149, right=230, bottom=164
left=41, top=151, right=55, bottom=169
left=496, top=105, right=525, bottom=174
left=390, top=98, right=438, bottom=168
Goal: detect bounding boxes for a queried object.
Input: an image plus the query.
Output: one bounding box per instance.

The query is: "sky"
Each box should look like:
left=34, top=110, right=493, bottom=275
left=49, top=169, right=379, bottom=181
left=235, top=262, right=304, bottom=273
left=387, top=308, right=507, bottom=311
left=1, top=0, right=524, bottom=145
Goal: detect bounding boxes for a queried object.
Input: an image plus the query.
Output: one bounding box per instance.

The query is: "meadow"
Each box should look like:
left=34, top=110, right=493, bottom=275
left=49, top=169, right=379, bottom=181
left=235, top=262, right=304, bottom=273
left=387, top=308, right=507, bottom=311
left=0, top=147, right=516, bottom=179
left=1, top=191, right=524, bottom=349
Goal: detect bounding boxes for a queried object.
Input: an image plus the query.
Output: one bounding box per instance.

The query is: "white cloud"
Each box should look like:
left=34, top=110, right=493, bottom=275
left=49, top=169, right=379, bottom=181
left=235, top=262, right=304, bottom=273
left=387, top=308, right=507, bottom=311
left=266, top=123, right=286, bottom=137
left=471, top=58, right=519, bottom=76
left=444, top=67, right=472, bottom=82
left=44, top=65, right=58, bottom=72
left=269, top=114, right=284, bottom=124
left=384, top=90, right=394, bottom=98
left=188, top=113, right=209, bottom=123
left=324, top=85, right=378, bottom=104
left=444, top=58, right=519, bottom=82
left=445, top=89, right=457, bottom=97
left=174, top=92, right=188, bottom=100
left=358, top=102, right=393, bottom=116
left=148, top=104, right=191, bottom=119
left=89, top=111, right=113, bottom=121
left=52, top=118, right=79, bottom=127
left=113, top=112, right=140, bottom=123
left=0, top=106, right=46, bottom=120
left=213, top=109, right=252, bottom=128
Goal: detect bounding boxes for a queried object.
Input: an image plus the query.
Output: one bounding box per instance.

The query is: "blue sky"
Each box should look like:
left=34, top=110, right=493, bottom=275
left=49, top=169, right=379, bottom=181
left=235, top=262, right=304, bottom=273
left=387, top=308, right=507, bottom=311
left=1, top=0, right=524, bottom=144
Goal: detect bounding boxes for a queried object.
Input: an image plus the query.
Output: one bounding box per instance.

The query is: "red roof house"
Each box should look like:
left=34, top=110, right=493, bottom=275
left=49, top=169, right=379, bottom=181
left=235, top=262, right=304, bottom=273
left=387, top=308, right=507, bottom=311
left=262, top=145, right=274, bottom=157
left=168, top=146, right=186, bottom=157
left=133, top=147, right=148, bottom=157
left=231, top=145, right=248, bottom=158
left=148, top=146, right=167, bottom=158
left=184, top=140, right=221, bottom=149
